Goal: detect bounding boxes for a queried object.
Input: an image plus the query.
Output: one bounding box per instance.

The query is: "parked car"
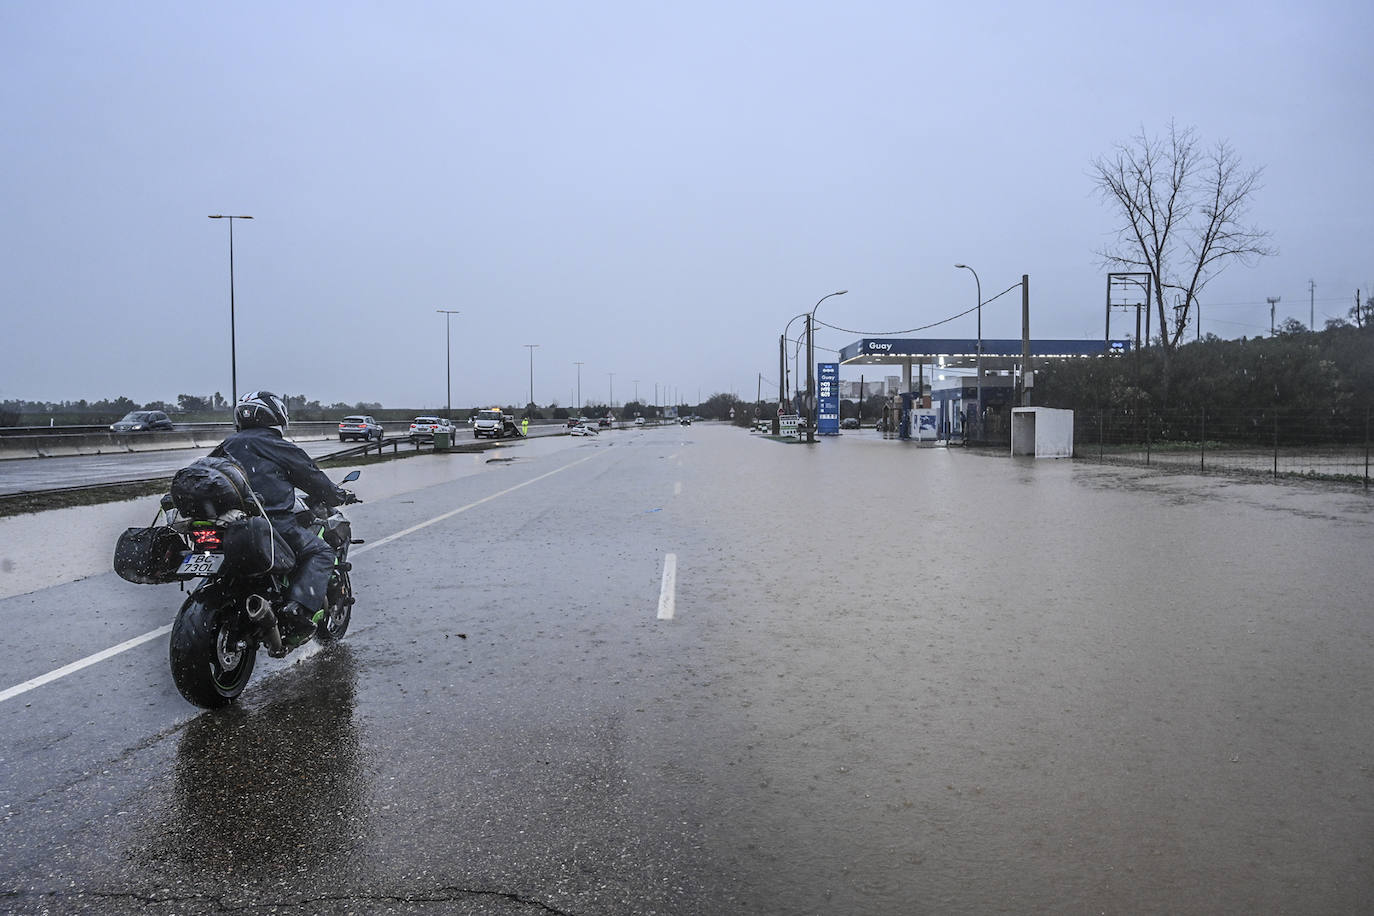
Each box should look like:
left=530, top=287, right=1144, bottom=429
left=409, top=416, right=455, bottom=442
left=338, top=415, right=384, bottom=442
left=110, top=410, right=174, bottom=432
left=569, top=421, right=599, bottom=437
left=840, top=417, right=860, bottom=429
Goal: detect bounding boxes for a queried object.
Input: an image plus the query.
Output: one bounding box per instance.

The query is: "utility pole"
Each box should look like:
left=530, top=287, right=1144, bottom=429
left=1020, top=274, right=1031, bottom=407
left=574, top=361, right=583, bottom=411
left=1267, top=297, right=1281, bottom=336
left=1310, top=279, right=1316, bottom=331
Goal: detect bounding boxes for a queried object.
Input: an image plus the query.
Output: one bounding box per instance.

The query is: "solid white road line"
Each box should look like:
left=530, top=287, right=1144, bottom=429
left=353, top=450, right=602, bottom=556
left=0, top=624, right=173, bottom=703
left=0, top=450, right=606, bottom=705
left=657, top=553, right=678, bottom=620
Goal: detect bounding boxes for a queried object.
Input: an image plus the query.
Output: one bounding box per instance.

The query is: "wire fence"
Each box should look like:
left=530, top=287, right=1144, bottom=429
left=1073, top=406, right=1374, bottom=487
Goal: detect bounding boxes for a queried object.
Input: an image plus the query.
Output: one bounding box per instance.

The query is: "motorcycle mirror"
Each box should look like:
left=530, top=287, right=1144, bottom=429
left=342, top=470, right=361, bottom=483
left=160, top=493, right=175, bottom=511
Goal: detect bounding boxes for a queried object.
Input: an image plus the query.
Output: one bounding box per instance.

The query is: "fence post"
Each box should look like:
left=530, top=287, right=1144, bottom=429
left=1200, top=407, right=1206, bottom=473
left=1145, top=411, right=1152, bottom=466
left=1273, top=410, right=1279, bottom=478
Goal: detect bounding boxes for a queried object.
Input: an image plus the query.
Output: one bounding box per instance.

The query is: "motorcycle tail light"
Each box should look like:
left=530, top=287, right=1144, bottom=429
left=191, top=527, right=222, bottom=550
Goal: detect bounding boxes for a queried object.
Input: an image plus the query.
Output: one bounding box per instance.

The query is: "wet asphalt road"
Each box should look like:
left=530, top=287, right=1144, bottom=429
left=3, top=423, right=1374, bottom=914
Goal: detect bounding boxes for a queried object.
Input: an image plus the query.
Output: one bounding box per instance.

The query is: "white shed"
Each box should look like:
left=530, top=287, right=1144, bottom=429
left=1011, top=407, right=1074, bottom=458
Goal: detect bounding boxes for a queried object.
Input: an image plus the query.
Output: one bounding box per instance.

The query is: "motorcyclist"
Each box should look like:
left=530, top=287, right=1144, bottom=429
left=215, top=391, right=350, bottom=636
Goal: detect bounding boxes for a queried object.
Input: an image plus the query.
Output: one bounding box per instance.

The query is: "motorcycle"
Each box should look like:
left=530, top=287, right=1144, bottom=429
left=116, top=464, right=363, bottom=708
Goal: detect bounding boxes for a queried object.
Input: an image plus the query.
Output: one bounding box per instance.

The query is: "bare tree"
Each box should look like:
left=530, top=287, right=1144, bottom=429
left=1091, top=122, right=1275, bottom=355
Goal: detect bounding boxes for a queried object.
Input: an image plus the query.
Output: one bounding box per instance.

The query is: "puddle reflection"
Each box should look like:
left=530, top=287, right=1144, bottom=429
left=139, top=647, right=368, bottom=876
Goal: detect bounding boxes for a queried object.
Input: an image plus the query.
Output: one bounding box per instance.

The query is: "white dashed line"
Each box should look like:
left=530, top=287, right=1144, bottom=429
left=674, top=481, right=682, bottom=496
left=657, top=553, right=678, bottom=620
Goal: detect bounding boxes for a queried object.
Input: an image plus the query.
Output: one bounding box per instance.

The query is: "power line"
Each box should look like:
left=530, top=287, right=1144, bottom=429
left=815, top=282, right=1023, bottom=337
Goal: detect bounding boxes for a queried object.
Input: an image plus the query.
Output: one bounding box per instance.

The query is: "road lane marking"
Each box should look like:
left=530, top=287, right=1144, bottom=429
left=0, top=450, right=607, bottom=705
left=353, top=450, right=603, bottom=556
left=674, top=481, right=682, bottom=496
left=0, top=625, right=173, bottom=703
left=657, top=553, right=677, bottom=620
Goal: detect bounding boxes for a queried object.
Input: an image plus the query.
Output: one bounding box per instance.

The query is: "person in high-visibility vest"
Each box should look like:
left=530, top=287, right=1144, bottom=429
left=521, top=417, right=529, bottom=437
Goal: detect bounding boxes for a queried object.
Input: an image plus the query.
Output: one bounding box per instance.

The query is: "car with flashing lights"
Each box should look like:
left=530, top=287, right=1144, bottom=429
left=473, top=408, right=521, bottom=439
left=679, top=416, right=692, bottom=426
left=338, top=415, right=384, bottom=442
left=110, top=410, right=175, bottom=433
left=409, top=416, right=455, bottom=442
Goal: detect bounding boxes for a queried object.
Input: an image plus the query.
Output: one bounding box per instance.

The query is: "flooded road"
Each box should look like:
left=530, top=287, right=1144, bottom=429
left=2, top=424, right=1372, bottom=913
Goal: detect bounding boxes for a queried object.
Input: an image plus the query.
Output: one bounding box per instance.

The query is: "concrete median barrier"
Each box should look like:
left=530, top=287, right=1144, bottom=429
left=0, top=423, right=335, bottom=461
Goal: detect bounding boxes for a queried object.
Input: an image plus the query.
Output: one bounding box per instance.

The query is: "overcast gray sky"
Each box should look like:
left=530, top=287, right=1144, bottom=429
left=2, top=0, right=1370, bottom=410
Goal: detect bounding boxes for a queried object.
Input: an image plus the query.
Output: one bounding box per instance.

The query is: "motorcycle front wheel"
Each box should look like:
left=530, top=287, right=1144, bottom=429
left=169, top=593, right=257, bottom=708
left=315, top=567, right=353, bottom=642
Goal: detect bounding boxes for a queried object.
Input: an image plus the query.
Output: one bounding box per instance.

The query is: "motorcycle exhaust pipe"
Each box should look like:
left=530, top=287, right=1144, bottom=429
left=244, top=594, right=285, bottom=656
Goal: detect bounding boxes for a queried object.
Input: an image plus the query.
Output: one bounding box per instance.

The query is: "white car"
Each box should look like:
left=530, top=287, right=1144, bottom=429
left=569, top=422, right=599, bottom=437
left=409, top=416, right=455, bottom=441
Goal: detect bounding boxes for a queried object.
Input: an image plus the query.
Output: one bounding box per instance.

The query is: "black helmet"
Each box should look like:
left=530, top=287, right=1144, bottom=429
left=234, top=390, right=290, bottom=431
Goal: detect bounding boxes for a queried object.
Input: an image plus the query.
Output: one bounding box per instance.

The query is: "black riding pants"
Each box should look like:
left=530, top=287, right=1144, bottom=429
left=269, top=514, right=335, bottom=612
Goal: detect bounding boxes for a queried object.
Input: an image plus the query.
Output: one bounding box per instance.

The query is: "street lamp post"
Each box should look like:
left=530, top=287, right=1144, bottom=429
left=608, top=373, right=615, bottom=413
left=955, top=264, right=982, bottom=440
left=574, top=361, right=583, bottom=412
left=806, top=290, right=848, bottom=444
left=208, top=214, right=253, bottom=406
left=782, top=312, right=809, bottom=413
left=523, top=344, right=539, bottom=410
left=436, top=310, right=459, bottom=421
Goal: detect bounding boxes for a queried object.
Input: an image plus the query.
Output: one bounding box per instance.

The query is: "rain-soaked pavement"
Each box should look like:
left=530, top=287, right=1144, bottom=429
left=2, top=423, right=1373, bottom=914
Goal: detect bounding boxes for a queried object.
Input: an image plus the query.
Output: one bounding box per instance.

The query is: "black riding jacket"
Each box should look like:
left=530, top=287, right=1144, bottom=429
left=216, top=426, right=345, bottom=516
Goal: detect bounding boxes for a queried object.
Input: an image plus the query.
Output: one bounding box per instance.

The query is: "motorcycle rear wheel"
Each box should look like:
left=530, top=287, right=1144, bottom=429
left=169, top=594, right=257, bottom=708
left=316, top=567, right=353, bottom=642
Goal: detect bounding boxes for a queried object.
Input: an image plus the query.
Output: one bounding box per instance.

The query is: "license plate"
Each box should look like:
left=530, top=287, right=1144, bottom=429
left=179, top=553, right=225, bottom=576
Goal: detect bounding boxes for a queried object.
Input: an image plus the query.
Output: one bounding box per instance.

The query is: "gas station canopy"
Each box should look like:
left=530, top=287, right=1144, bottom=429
left=837, top=337, right=1127, bottom=369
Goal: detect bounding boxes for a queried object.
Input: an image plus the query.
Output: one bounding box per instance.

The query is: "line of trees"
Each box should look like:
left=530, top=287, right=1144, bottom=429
left=1, top=392, right=752, bottom=427
left=1034, top=319, right=1374, bottom=414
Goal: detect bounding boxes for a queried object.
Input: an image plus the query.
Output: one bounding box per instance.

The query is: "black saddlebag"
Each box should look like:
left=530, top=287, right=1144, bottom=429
left=218, top=516, right=296, bottom=577
left=170, top=456, right=257, bottom=520
left=113, top=525, right=191, bottom=584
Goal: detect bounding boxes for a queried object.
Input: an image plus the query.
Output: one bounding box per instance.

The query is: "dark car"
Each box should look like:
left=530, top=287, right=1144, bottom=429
left=110, top=410, right=174, bottom=432
left=840, top=417, right=860, bottom=429
left=598, top=416, right=612, bottom=428
left=338, top=415, right=384, bottom=442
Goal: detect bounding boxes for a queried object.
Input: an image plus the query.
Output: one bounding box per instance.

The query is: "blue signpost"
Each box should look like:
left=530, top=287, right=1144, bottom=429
left=817, top=362, right=840, bottom=436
